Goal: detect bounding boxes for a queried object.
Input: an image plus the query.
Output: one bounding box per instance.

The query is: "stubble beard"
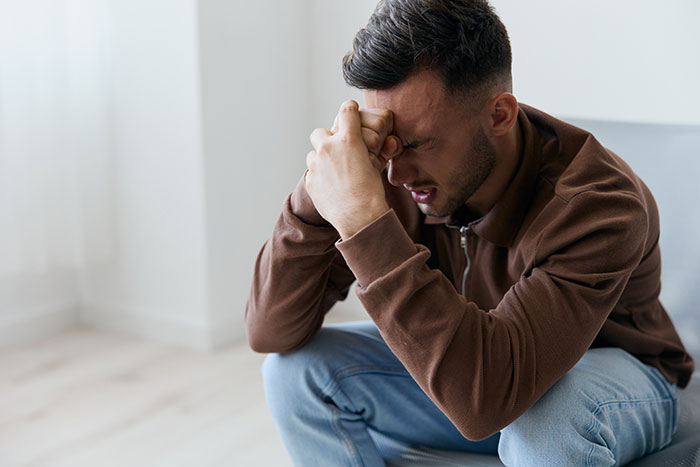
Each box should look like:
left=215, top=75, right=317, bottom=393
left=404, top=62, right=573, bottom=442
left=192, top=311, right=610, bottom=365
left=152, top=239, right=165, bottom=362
left=419, top=127, right=496, bottom=218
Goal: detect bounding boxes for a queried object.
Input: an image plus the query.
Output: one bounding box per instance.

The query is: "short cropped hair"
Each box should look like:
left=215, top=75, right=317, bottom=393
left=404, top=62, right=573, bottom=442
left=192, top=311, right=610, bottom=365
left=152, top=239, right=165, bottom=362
left=343, top=0, right=512, bottom=96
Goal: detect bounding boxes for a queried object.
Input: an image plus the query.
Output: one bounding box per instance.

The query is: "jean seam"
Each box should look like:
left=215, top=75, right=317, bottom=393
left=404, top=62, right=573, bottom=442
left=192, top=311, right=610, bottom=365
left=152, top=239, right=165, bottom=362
left=328, top=401, right=366, bottom=467
left=583, top=407, right=603, bottom=467
left=320, top=364, right=411, bottom=400
left=593, top=395, right=677, bottom=409
left=644, top=366, right=680, bottom=440
left=318, top=364, right=411, bottom=467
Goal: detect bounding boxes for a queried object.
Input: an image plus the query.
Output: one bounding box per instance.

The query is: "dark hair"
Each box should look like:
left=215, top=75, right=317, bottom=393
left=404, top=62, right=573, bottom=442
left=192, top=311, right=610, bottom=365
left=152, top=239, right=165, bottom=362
left=343, top=0, right=512, bottom=96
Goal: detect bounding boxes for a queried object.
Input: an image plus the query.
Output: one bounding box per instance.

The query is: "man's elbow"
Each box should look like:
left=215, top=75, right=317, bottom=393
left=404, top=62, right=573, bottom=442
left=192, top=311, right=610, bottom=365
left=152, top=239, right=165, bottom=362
left=245, top=314, right=307, bottom=354
left=247, top=331, right=307, bottom=354
left=247, top=330, right=274, bottom=354
left=450, top=401, right=522, bottom=441
left=459, top=423, right=502, bottom=442
left=245, top=315, right=286, bottom=354
left=245, top=302, right=277, bottom=353
left=245, top=297, right=323, bottom=353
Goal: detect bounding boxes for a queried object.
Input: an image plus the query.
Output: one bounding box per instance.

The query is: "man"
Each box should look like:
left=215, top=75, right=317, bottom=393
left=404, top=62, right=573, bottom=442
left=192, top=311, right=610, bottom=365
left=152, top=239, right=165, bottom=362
left=245, top=0, right=694, bottom=465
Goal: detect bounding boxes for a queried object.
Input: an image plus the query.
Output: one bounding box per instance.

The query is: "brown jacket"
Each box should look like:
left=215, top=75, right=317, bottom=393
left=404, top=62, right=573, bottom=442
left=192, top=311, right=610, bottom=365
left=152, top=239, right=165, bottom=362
left=245, top=104, right=694, bottom=440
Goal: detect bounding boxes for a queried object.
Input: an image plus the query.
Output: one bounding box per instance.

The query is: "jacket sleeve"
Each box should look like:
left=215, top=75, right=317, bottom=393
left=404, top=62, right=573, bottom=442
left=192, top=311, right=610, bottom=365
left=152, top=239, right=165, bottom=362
left=245, top=176, right=356, bottom=353
left=335, top=190, right=648, bottom=440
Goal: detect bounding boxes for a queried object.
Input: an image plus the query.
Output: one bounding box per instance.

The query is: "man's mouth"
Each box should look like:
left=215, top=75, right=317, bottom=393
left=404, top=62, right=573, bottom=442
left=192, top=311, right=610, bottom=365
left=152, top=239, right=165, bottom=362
left=406, top=186, right=437, bottom=204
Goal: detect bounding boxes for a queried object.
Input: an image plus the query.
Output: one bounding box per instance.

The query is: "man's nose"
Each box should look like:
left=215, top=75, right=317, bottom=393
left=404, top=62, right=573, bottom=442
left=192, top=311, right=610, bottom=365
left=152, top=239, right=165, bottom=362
left=386, top=153, right=418, bottom=187
left=380, top=135, right=414, bottom=186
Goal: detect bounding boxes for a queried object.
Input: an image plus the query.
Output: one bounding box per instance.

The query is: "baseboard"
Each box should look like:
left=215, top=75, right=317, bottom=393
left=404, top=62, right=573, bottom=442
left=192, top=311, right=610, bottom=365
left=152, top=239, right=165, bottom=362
left=81, top=303, right=216, bottom=351
left=0, top=304, right=78, bottom=348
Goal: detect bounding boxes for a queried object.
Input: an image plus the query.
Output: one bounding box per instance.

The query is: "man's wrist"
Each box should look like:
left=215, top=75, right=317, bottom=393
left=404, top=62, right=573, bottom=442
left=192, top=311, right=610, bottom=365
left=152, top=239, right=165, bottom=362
left=291, top=173, right=331, bottom=227
left=337, top=202, right=391, bottom=240
left=335, top=209, right=417, bottom=288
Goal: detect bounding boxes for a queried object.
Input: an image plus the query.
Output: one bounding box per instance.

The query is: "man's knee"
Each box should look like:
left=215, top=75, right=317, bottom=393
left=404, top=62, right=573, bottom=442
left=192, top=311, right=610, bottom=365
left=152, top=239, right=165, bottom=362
left=262, top=347, right=317, bottom=394
left=498, top=368, right=616, bottom=466
left=261, top=328, right=343, bottom=401
left=261, top=350, right=316, bottom=424
left=502, top=369, right=595, bottom=434
left=261, top=352, right=287, bottom=393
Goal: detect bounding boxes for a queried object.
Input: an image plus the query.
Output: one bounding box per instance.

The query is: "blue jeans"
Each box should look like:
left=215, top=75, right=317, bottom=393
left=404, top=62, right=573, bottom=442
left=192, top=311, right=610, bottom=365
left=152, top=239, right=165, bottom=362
left=262, top=321, right=678, bottom=466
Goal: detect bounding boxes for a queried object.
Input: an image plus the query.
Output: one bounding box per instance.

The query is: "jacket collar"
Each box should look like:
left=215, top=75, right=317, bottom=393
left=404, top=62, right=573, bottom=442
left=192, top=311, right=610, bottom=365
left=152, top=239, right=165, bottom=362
left=424, top=105, right=543, bottom=247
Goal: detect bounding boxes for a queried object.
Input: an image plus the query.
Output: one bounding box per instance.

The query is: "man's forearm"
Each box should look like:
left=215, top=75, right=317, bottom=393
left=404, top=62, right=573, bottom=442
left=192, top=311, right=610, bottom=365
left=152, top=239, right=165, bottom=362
left=245, top=176, right=354, bottom=353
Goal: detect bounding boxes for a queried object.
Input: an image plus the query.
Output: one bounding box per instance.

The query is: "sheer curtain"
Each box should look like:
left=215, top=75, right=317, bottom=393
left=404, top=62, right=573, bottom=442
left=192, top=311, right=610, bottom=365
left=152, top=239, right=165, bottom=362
left=0, top=0, right=115, bottom=279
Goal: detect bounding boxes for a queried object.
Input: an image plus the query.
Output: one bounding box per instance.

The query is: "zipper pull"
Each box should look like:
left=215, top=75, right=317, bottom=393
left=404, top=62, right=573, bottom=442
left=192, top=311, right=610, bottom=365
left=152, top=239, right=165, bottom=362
left=460, top=226, right=468, bottom=248
left=459, top=225, right=470, bottom=296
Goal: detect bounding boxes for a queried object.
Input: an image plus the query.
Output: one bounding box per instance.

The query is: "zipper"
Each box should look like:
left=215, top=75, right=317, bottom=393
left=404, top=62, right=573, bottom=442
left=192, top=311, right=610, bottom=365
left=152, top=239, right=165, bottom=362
left=446, top=221, right=476, bottom=296
left=459, top=226, right=470, bottom=296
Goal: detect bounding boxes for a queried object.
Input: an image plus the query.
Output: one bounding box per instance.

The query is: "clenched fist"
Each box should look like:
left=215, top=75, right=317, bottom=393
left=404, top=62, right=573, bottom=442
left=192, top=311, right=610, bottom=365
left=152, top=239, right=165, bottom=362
left=305, top=100, right=400, bottom=239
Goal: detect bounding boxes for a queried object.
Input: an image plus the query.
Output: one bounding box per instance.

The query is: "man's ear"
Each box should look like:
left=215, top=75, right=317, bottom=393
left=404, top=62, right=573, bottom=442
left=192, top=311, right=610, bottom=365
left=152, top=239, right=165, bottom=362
left=486, top=92, right=519, bottom=137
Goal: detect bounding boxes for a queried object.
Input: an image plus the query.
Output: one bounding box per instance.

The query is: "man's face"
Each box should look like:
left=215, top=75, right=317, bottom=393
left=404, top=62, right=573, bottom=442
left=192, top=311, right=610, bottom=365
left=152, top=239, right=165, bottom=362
left=363, top=71, right=496, bottom=218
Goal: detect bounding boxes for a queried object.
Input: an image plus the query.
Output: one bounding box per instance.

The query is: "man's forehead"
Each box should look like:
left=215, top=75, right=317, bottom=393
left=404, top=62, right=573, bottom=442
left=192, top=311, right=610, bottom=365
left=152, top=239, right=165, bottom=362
left=363, top=72, right=447, bottom=111
left=362, top=71, right=450, bottom=139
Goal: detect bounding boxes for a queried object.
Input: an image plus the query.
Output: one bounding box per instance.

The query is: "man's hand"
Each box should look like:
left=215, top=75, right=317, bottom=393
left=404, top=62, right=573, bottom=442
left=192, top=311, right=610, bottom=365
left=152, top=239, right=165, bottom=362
left=333, top=107, right=401, bottom=169
left=305, top=100, right=397, bottom=239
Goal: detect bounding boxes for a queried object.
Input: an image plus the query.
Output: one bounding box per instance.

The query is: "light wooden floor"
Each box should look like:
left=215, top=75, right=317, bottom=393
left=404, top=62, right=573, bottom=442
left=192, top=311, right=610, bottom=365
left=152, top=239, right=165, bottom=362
left=0, top=326, right=296, bottom=467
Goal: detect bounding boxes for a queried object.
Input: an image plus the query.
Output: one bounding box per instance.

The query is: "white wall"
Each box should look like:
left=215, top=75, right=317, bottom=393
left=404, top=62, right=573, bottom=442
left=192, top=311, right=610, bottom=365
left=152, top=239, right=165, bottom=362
left=80, top=0, right=212, bottom=348
left=494, top=0, right=700, bottom=125
left=0, top=0, right=111, bottom=346
left=1, top=0, right=323, bottom=349
left=197, top=0, right=311, bottom=344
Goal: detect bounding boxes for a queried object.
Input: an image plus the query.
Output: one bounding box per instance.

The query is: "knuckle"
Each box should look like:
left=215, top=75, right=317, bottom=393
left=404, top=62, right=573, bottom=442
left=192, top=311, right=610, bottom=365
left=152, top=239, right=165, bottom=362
left=375, top=118, right=387, bottom=133
left=365, top=132, right=380, bottom=149
left=309, top=128, right=321, bottom=142
left=317, top=140, right=333, bottom=153
left=341, top=100, right=358, bottom=112
left=306, top=150, right=316, bottom=166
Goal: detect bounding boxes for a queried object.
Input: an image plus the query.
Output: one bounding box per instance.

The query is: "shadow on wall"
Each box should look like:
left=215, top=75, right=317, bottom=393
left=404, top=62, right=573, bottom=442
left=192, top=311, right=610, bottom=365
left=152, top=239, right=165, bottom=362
left=569, top=118, right=700, bottom=362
